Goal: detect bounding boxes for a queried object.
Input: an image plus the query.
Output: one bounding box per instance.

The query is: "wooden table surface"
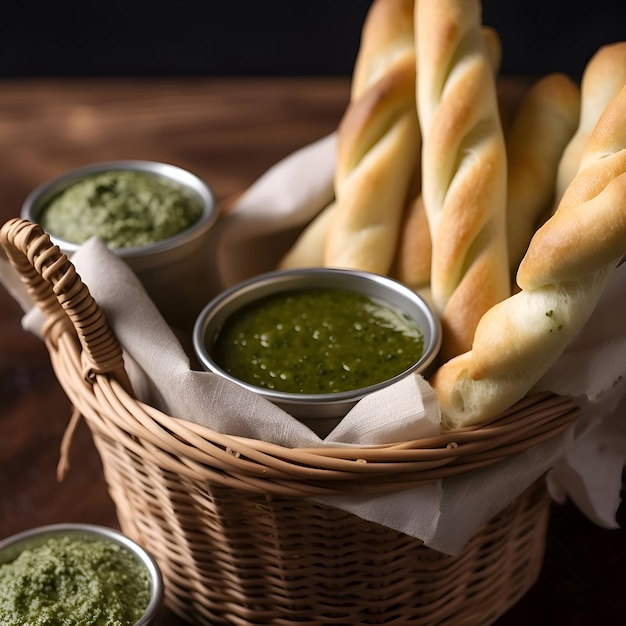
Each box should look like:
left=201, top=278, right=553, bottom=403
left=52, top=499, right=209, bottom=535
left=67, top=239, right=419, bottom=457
left=0, top=77, right=624, bottom=624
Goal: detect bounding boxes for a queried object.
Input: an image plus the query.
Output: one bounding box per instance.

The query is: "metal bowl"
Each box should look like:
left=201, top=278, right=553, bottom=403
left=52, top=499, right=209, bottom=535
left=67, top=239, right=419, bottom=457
left=21, top=160, right=219, bottom=331
left=21, top=159, right=217, bottom=258
left=0, top=523, right=163, bottom=625
left=193, top=267, right=441, bottom=436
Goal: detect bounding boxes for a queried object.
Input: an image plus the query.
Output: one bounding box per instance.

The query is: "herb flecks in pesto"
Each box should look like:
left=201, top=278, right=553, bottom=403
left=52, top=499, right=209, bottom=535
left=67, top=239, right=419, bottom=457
left=41, top=170, right=203, bottom=248
left=212, top=288, right=424, bottom=394
left=0, top=534, right=151, bottom=626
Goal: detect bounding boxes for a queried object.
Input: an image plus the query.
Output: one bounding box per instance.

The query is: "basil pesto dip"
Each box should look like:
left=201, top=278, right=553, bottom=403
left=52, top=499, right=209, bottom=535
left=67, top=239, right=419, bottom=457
left=0, top=534, right=151, bottom=626
left=40, top=169, right=204, bottom=248
left=211, top=288, right=425, bottom=394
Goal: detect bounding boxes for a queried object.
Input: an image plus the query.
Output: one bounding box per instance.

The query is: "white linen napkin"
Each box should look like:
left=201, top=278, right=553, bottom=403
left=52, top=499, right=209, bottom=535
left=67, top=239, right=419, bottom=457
left=2, top=134, right=624, bottom=554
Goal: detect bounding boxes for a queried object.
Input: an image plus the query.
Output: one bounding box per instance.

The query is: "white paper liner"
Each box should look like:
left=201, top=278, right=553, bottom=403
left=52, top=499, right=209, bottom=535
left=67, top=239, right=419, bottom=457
left=3, top=135, right=625, bottom=555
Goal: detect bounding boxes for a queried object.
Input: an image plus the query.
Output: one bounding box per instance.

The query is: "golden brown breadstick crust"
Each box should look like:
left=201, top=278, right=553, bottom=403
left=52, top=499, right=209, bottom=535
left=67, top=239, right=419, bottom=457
left=416, top=0, right=510, bottom=361
left=280, top=0, right=417, bottom=272
left=554, top=41, right=626, bottom=203
left=430, top=262, right=613, bottom=427
left=431, top=84, right=626, bottom=428
left=351, top=0, right=416, bottom=100
left=517, top=85, right=626, bottom=290
left=324, top=0, right=419, bottom=275
left=392, top=23, right=501, bottom=291
left=506, top=73, right=581, bottom=274
left=325, top=56, right=420, bottom=273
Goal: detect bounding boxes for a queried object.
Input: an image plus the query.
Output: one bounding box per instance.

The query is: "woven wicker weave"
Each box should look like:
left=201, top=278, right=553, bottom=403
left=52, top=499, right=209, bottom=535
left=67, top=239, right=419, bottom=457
left=1, top=218, right=583, bottom=625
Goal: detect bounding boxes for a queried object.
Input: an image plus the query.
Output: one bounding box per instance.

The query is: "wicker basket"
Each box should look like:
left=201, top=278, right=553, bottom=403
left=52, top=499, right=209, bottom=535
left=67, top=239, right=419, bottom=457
left=1, top=218, right=583, bottom=625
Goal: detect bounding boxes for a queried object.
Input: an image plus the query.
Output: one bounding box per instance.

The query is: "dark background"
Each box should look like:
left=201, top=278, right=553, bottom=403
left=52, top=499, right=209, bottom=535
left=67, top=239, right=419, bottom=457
left=0, top=1, right=623, bottom=80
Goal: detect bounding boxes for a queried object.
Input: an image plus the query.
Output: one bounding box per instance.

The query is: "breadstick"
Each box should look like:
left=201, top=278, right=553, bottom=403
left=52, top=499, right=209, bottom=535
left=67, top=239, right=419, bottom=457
left=506, top=73, right=581, bottom=274
left=393, top=23, right=502, bottom=290
left=416, top=0, right=510, bottom=362
left=324, top=0, right=419, bottom=274
left=280, top=0, right=416, bottom=273
left=351, top=0, right=416, bottom=101
left=431, top=85, right=626, bottom=429
left=554, top=41, right=626, bottom=203
left=517, top=86, right=626, bottom=291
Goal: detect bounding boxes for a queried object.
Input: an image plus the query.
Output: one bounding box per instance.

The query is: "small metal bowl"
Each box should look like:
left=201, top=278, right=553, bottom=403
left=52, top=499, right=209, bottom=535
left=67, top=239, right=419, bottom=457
left=193, top=268, right=441, bottom=436
left=0, top=523, right=163, bottom=625
left=21, top=160, right=219, bottom=331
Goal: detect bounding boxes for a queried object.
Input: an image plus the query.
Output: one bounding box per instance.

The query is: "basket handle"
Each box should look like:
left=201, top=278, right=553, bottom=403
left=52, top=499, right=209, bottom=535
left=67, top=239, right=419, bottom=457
left=0, top=218, right=132, bottom=392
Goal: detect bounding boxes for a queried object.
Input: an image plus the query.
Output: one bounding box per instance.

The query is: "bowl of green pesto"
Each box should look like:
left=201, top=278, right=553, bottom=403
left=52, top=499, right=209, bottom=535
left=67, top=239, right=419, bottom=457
left=0, top=523, right=163, bottom=626
left=23, top=160, right=216, bottom=254
left=193, top=268, right=442, bottom=436
left=22, top=160, right=219, bottom=331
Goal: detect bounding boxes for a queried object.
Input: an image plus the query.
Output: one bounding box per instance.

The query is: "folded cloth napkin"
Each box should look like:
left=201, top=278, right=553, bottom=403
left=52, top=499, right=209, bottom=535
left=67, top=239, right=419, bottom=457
left=3, top=134, right=625, bottom=554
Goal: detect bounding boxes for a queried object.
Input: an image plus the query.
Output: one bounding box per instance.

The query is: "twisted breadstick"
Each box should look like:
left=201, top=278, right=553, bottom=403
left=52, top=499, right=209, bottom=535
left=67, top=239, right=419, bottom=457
left=554, top=41, right=626, bottom=203
left=323, top=0, right=419, bottom=275
left=506, top=73, right=581, bottom=275
left=416, top=0, right=509, bottom=363
left=431, top=85, right=626, bottom=429
left=351, top=0, right=416, bottom=101
left=280, top=0, right=416, bottom=272
left=394, top=23, right=502, bottom=291
left=517, top=86, right=626, bottom=292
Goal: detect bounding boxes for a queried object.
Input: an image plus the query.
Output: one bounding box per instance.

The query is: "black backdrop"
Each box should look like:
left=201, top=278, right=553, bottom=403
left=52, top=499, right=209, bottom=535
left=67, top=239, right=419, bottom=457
left=0, top=1, right=624, bottom=79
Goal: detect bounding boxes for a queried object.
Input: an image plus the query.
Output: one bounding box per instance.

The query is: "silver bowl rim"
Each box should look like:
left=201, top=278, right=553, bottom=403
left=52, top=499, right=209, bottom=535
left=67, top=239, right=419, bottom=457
left=0, top=522, right=164, bottom=625
left=193, top=267, right=442, bottom=406
left=21, top=159, right=218, bottom=258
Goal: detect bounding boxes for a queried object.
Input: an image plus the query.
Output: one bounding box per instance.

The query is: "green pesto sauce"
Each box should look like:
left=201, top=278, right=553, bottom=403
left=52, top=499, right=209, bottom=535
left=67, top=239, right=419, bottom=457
left=40, top=170, right=203, bottom=248
left=0, top=535, right=151, bottom=626
left=212, top=288, right=424, bottom=394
